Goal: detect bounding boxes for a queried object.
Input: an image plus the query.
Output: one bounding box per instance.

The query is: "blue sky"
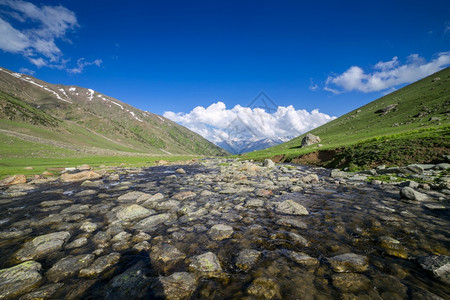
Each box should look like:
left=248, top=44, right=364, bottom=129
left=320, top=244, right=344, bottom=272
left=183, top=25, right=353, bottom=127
left=0, top=0, right=449, bottom=142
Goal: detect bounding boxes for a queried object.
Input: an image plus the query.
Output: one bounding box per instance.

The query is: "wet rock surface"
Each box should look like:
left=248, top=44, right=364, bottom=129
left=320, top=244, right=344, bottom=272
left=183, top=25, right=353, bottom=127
left=0, top=158, right=449, bottom=299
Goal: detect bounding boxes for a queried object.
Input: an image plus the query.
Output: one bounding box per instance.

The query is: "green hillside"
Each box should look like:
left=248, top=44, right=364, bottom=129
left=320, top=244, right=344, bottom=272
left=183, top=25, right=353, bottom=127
left=0, top=67, right=228, bottom=159
left=243, top=68, right=450, bottom=170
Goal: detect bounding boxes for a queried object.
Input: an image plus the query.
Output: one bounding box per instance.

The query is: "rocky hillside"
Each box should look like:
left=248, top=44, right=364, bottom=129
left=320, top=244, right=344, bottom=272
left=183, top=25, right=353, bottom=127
left=244, top=68, right=450, bottom=169
left=0, top=67, right=227, bottom=157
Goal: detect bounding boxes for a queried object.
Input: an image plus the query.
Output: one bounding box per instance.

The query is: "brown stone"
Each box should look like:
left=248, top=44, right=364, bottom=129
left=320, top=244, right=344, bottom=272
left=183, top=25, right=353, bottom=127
left=60, top=171, right=102, bottom=182
left=0, top=174, right=26, bottom=186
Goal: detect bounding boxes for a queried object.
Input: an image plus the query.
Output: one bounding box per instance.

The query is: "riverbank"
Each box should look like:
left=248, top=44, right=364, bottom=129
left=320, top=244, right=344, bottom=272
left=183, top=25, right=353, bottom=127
left=0, top=158, right=449, bottom=299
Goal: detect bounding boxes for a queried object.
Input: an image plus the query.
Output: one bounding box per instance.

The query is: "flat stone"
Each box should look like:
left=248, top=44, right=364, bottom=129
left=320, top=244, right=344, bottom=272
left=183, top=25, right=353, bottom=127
left=156, top=200, right=181, bottom=210
left=275, top=217, right=308, bottom=229
left=116, top=204, right=152, bottom=221
left=60, top=171, right=102, bottom=182
left=247, top=277, right=281, bottom=299
left=47, top=254, right=95, bottom=282
left=332, top=273, right=370, bottom=292
left=245, top=198, right=264, bottom=208
left=150, top=244, right=186, bottom=264
left=111, top=231, right=132, bottom=243
left=18, top=283, right=63, bottom=300
left=79, top=252, right=121, bottom=278
left=208, top=224, right=233, bottom=241
left=133, top=213, right=172, bottom=231
left=60, top=204, right=90, bottom=214
left=154, top=272, right=197, bottom=300
left=0, top=229, right=32, bottom=239
left=236, top=249, right=261, bottom=271
left=92, top=231, right=111, bottom=248
left=379, top=236, right=408, bottom=259
left=275, top=200, right=309, bottom=215
left=188, top=252, right=223, bottom=278
left=286, top=251, right=319, bottom=269
left=118, top=191, right=148, bottom=202
left=14, top=231, right=71, bottom=262
left=39, top=200, right=73, bottom=207
left=0, top=261, right=42, bottom=299
left=74, top=189, right=97, bottom=197
left=172, top=191, right=196, bottom=201
left=327, top=253, right=369, bottom=273
left=65, top=237, right=88, bottom=249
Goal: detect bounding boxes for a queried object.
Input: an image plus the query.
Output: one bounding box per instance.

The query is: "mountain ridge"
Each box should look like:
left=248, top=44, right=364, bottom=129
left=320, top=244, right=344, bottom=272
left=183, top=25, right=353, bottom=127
left=0, top=67, right=228, bottom=157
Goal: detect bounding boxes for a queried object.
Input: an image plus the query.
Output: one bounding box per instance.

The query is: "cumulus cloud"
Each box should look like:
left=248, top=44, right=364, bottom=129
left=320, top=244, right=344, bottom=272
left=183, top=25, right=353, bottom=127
left=164, top=102, right=335, bottom=144
left=0, top=0, right=101, bottom=73
left=325, top=52, right=450, bottom=93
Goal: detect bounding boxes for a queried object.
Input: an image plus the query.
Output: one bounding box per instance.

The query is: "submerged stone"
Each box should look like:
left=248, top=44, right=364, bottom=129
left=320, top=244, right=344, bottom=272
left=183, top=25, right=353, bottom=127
left=47, top=254, right=95, bottom=282
left=275, top=200, right=309, bottom=215
left=247, top=277, right=281, bottom=299
left=208, top=224, right=234, bottom=241
left=189, top=252, right=223, bottom=278
left=236, top=249, right=261, bottom=271
left=154, top=272, right=197, bottom=300
left=0, top=261, right=42, bottom=299
left=327, top=253, right=369, bottom=273
left=79, top=252, right=121, bottom=278
left=14, top=231, right=71, bottom=262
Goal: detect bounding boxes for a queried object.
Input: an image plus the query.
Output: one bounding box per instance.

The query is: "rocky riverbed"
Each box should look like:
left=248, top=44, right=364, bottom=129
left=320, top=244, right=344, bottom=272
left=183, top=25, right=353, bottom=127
left=0, top=159, right=449, bottom=299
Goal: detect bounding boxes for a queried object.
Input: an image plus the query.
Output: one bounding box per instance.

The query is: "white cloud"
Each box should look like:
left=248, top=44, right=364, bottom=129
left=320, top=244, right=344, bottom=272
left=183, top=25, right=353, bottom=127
left=0, top=0, right=100, bottom=73
left=19, top=67, right=34, bottom=75
left=164, top=102, right=335, bottom=144
left=325, top=52, right=450, bottom=93
left=67, top=58, right=103, bottom=74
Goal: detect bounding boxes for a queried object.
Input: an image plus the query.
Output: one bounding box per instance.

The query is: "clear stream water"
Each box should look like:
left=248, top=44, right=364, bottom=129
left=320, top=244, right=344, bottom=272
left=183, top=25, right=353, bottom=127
left=0, top=163, right=449, bottom=299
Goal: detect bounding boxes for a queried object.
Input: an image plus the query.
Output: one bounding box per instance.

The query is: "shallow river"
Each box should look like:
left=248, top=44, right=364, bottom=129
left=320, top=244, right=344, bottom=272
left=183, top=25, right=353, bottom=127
left=0, top=160, right=449, bottom=299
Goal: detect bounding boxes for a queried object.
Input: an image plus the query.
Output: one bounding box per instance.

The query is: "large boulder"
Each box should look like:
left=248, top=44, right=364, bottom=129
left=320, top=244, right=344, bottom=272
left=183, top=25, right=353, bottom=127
left=0, top=174, right=26, bottom=186
left=14, top=232, right=71, bottom=262
left=301, top=134, right=320, bottom=147
left=400, top=187, right=428, bottom=201
left=0, top=261, right=42, bottom=299
left=60, top=171, right=102, bottom=182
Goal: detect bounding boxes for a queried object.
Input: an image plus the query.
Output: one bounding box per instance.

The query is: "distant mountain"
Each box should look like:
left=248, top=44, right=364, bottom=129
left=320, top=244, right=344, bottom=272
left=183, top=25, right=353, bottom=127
left=217, top=137, right=290, bottom=155
left=244, top=67, right=450, bottom=169
left=0, top=67, right=228, bottom=157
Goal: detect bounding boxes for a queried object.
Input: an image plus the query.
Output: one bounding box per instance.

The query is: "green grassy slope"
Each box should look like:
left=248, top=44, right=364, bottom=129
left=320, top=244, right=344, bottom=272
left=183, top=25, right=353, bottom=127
left=243, top=68, right=450, bottom=169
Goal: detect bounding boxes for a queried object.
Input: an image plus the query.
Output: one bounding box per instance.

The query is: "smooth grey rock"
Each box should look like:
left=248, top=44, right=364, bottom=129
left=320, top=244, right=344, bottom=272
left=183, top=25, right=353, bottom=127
left=435, top=163, right=450, bottom=170
left=400, top=187, right=428, bottom=201
left=39, top=200, right=73, bottom=207
left=275, top=200, right=309, bottom=215
left=154, top=272, right=197, bottom=300
left=330, top=169, right=349, bottom=178
left=133, top=213, right=172, bottom=231
left=263, top=159, right=275, bottom=168
left=79, top=252, right=121, bottom=278
left=301, top=134, right=320, bottom=147
left=236, top=249, right=261, bottom=271
left=14, top=231, right=71, bottom=262
left=156, top=200, right=181, bottom=210
left=118, top=191, right=148, bottom=203
left=116, top=204, right=152, bottom=221
left=418, top=255, right=450, bottom=284
left=327, top=253, right=369, bottom=273
left=47, top=254, right=95, bottom=282
left=399, top=181, right=420, bottom=189
left=188, top=252, right=223, bottom=278
left=208, top=224, right=233, bottom=241
left=0, top=261, right=42, bottom=299
left=302, top=174, right=319, bottom=183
